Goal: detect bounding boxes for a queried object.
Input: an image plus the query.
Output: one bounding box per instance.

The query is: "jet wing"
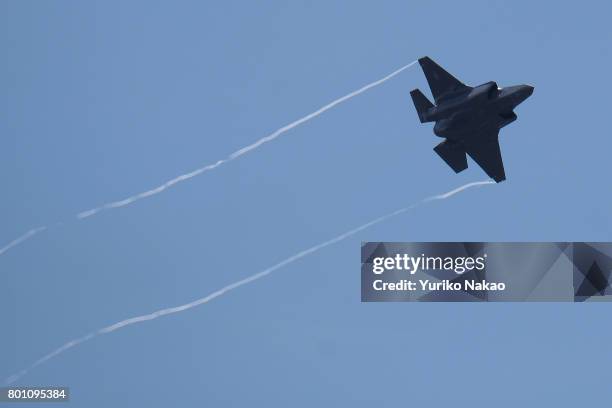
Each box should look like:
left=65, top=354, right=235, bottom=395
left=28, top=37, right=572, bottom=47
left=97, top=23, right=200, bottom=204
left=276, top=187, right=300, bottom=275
left=464, top=131, right=506, bottom=182
left=419, top=57, right=469, bottom=104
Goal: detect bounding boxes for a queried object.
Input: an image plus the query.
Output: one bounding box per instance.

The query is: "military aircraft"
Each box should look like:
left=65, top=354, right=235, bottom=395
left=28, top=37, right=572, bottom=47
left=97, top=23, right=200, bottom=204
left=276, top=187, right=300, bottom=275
left=410, top=57, right=533, bottom=182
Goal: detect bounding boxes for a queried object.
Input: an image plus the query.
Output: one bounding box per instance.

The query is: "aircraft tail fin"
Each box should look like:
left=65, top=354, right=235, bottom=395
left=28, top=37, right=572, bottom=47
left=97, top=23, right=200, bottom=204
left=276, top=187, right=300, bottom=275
left=434, top=141, right=468, bottom=173
left=410, top=89, right=434, bottom=123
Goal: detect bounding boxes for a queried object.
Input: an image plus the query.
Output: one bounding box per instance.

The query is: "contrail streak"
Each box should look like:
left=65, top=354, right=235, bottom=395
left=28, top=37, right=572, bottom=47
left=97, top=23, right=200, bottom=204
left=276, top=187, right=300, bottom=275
left=76, top=60, right=418, bottom=219
left=4, top=179, right=494, bottom=385
left=0, top=227, right=47, bottom=256
left=0, top=60, right=418, bottom=258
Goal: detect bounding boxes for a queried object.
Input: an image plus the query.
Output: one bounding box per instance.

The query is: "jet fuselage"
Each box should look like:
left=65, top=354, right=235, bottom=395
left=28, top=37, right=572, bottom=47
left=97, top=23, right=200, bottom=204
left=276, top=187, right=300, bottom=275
left=409, top=56, right=533, bottom=182
left=424, top=82, right=533, bottom=142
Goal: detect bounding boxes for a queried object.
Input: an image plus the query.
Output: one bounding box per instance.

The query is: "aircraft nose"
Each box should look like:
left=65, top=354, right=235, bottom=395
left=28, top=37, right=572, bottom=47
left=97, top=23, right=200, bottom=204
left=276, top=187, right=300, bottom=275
left=514, top=85, right=534, bottom=104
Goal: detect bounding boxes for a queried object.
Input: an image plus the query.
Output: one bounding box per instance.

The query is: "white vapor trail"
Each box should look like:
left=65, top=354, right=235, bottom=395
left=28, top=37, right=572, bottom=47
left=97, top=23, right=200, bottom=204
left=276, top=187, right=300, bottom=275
left=0, top=60, right=418, bottom=258
left=0, top=227, right=47, bottom=256
left=76, top=60, right=418, bottom=219
left=4, top=179, right=494, bottom=385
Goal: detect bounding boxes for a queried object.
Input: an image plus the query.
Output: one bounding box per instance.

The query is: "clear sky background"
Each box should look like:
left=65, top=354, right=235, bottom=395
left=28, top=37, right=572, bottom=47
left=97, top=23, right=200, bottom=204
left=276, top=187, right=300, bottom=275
left=1, top=1, right=611, bottom=406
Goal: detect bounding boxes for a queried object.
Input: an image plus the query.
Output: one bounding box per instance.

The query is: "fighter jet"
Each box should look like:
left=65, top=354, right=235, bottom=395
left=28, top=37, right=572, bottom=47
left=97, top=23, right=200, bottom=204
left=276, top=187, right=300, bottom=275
left=410, top=57, right=533, bottom=182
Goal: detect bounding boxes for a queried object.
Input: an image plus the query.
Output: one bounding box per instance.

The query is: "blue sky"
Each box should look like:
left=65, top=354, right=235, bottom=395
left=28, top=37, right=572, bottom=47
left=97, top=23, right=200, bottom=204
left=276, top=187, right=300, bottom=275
left=1, top=1, right=611, bottom=406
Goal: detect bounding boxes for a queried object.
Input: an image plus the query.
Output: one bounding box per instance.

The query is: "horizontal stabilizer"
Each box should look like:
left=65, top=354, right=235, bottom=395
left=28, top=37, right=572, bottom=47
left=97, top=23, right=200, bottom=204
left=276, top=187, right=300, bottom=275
left=434, top=141, right=468, bottom=173
left=410, top=89, right=434, bottom=123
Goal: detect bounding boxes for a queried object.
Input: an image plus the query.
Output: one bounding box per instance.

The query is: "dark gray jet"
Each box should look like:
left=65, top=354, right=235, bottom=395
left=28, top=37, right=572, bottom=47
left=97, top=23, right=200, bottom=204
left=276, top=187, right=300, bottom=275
left=410, top=57, right=533, bottom=182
